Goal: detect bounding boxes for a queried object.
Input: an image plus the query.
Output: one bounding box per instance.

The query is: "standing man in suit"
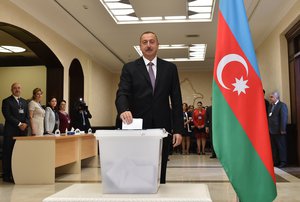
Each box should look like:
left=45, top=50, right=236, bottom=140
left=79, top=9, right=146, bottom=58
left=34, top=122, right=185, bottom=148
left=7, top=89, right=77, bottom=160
left=268, top=91, right=288, bottom=168
left=263, top=89, right=270, bottom=116
left=205, top=104, right=216, bottom=158
left=2, top=82, right=29, bottom=182
left=115, top=31, right=183, bottom=183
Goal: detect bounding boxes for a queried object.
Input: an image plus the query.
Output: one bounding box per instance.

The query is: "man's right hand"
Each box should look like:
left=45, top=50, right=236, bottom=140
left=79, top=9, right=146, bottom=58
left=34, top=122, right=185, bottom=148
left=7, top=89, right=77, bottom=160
left=120, top=111, right=133, bottom=125
left=19, top=123, right=27, bottom=131
left=205, top=127, right=209, bottom=134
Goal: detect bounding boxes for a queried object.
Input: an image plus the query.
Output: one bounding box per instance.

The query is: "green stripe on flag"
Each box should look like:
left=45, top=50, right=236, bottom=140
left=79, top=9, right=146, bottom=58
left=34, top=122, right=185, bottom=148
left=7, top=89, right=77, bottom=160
left=212, top=81, right=277, bottom=202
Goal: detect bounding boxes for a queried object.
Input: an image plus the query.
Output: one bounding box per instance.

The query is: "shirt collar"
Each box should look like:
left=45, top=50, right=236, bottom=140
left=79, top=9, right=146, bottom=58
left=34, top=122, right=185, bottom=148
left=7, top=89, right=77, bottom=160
left=12, top=95, right=20, bottom=100
left=274, top=100, right=279, bottom=105
left=143, top=56, right=157, bottom=67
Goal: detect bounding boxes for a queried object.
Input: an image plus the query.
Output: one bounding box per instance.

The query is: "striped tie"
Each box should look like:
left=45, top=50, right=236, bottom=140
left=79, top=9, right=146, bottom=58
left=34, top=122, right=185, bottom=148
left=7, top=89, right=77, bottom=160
left=148, top=62, right=155, bottom=92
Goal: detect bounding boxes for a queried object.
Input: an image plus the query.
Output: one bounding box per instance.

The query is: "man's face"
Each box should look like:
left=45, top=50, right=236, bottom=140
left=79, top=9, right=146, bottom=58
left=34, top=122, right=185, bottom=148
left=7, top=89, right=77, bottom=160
left=269, top=94, right=277, bottom=104
left=139, top=33, right=159, bottom=61
left=11, top=83, right=21, bottom=97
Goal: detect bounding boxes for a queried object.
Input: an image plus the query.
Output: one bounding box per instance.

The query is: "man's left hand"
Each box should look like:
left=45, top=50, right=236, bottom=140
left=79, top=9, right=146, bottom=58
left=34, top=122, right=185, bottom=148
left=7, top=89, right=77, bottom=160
left=172, top=133, right=182, bottom=147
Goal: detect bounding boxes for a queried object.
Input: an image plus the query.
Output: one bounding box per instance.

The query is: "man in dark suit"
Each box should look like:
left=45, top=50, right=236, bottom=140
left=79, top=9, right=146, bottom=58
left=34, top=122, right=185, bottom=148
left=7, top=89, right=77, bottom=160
left=115, top=31, right=183, bottom=183
left=268, top=91, right=288, bottom=168
left=263, top=89, right=270, bottom=116
left=2, top=82, right=29, bottom=182
left=205, top=105, right=216, bottom=158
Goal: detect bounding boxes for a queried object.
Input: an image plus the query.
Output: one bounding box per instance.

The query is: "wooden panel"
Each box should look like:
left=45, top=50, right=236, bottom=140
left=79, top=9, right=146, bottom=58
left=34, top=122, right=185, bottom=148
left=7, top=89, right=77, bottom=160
left=12, top=134, right=97, bottom=184
left=12, top=139, right=55, bottom=184
left=55, top=136, right=79, bottom=167
left=80, top=135, right=97, bottom=160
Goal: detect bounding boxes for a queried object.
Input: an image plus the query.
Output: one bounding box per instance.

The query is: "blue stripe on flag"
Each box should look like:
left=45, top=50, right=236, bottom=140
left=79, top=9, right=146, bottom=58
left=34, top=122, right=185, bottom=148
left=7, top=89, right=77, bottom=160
left=219, top=0, right=261, bottom=78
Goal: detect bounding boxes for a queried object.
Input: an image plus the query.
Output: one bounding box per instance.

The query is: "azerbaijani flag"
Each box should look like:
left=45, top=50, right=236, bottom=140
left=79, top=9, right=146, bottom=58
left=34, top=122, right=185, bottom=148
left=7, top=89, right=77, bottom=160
left=212, top=0, right=277, bottom=201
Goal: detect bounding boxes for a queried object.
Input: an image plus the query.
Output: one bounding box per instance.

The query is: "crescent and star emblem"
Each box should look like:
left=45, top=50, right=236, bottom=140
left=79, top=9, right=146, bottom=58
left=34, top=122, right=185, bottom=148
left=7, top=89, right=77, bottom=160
left=216, top=54, right=250, bottom=95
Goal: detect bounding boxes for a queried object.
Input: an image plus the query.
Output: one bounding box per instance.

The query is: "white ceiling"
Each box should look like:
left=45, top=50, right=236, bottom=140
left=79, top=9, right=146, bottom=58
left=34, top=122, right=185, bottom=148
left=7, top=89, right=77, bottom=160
left=7, top=0, right=298, bottom=72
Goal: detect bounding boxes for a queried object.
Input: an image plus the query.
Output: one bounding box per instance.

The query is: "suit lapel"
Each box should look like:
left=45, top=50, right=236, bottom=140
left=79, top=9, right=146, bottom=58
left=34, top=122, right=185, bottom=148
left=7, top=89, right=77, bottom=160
left=155, top=59, right=162, bottom=93
left=275, top=101, right=281, bottom=112
left=10, top=95, right=19, bottom=108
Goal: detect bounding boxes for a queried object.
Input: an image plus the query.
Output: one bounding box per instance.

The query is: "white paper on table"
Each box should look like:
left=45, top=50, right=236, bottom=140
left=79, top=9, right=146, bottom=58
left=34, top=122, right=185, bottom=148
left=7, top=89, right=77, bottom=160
left=122, top=118, right=143, bottom=130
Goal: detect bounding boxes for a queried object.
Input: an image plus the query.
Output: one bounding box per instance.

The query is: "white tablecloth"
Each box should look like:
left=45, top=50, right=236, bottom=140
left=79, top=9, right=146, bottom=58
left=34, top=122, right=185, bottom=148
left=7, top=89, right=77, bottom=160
left=43, top=183, right=212, bottom=202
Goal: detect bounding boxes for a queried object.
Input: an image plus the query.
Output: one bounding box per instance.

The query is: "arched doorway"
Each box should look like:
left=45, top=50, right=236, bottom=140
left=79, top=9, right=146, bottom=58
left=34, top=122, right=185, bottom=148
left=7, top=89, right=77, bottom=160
left=0, top=22, right=64, bottom=102
left=68, top=58, right=84, bottom=127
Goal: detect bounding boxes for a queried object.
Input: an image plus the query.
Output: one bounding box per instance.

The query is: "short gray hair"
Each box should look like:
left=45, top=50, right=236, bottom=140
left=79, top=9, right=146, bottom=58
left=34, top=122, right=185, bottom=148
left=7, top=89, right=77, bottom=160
left=271, top=91, right=280, bottom=100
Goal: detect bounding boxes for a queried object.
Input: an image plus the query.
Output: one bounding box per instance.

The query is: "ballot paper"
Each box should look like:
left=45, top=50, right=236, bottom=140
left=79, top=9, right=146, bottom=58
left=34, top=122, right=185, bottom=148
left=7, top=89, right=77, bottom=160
left=122, top=118, right=143, bottom=130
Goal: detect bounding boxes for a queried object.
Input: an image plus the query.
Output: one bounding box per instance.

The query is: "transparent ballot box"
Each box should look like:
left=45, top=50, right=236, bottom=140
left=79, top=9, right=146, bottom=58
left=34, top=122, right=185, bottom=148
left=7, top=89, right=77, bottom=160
left=95, top=129, right=167, bottom=194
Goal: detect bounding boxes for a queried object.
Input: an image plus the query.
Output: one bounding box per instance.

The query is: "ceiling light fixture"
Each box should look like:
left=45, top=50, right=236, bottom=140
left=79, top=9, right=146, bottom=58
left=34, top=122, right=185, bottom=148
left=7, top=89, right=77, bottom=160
left=134, top=43, right=206, bottom=62
left=99, top=0, right=215, bottom=24
left=164, top=16, right=187, bottom=20
left=140, top=17, right=163, bottom=21
left=0, top=45, right=26, bottom=53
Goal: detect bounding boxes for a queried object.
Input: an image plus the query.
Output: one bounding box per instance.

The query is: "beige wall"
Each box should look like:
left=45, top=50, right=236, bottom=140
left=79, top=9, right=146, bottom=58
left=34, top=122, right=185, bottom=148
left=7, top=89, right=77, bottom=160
left=87, top=60, right=114, bottom=126
left=179, top=71, right=213, bottom=107
left=0, top=1, right=115, bottom=126
left=256, top=0, right=300, bottom=122
left=0, top=66, right=47, bottom=123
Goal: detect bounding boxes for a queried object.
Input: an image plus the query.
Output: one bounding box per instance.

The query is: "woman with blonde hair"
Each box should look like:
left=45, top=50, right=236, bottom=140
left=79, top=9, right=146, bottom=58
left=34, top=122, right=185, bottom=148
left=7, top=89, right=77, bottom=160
left=28, top=88, right=45, bottom=136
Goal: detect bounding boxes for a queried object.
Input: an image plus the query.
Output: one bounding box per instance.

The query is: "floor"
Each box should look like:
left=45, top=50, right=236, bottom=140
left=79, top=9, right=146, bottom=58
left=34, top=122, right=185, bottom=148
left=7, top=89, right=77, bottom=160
left=1, top=153, right=300, bottom=202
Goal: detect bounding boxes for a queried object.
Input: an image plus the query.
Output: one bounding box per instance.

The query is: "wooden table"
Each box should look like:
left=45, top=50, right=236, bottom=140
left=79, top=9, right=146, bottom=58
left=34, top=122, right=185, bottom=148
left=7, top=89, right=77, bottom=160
left=12, top=134, right=97, bottom=184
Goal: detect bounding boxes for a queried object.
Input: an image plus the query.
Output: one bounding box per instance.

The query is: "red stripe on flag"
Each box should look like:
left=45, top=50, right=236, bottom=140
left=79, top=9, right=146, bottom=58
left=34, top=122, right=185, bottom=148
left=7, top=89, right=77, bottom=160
left=213, top=12, right=276, bottom=182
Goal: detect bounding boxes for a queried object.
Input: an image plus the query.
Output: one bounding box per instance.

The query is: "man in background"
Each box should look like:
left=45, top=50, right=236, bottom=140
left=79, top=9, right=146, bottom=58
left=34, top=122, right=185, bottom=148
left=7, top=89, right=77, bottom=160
left=268, top=91, right=288, bottom=168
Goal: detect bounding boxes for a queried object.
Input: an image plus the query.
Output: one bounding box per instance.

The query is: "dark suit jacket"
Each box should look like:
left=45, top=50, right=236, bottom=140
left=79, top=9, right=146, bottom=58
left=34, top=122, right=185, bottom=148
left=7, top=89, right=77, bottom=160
left=2, top=95, right=29, bottom=136
left=115, top=57, right=184, bottom=134
left=268, top=101, right=288, bottom=134
left=205, top=106, right=212, bottom=131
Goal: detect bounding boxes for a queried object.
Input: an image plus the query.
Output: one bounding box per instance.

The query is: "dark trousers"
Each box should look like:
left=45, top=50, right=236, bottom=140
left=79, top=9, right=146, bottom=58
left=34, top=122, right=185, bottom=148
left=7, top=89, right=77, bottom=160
left=209, top=130, right=216, bottom=157
left=2, top=135, right=15, bottom=180
left=270, top=133, right=287, bottom=165
left=160, top=135, right=171, bottom=184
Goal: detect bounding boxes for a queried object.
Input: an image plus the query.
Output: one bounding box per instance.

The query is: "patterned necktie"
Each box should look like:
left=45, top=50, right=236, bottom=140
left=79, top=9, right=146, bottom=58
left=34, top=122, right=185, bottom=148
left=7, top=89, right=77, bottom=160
left=148, top=62, right=155, bottom=92
left=17, top=98, right=21, bottom=108
left=270, top=104, right=275, bottom=113
left=81, top=111, right=86, bottom=126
